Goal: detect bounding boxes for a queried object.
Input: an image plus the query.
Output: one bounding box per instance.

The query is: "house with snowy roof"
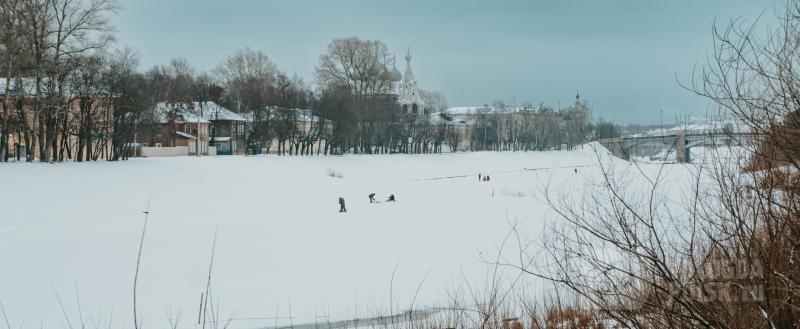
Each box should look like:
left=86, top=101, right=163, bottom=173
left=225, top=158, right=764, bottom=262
left=428, top=111, right=476, bottom=152
left=199, top=102, right=248, bottom=155
left=135, top=101, right=248, bottom=156
left=136, top=102, right=211, bottom=155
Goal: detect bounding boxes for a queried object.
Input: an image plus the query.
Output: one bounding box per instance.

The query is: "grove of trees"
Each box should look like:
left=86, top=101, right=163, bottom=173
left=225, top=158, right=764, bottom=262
left=462, top=99, right=618, bottom=152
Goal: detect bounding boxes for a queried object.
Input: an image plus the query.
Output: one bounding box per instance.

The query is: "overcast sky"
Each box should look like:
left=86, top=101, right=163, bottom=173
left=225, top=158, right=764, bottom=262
left=115, top=0, right=778, bottom=124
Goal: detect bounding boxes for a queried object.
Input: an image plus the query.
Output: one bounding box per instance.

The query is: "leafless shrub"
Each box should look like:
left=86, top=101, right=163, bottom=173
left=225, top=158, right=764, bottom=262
left=327, top=168, right=344, bottom=178
left=499, top=2, right=800, bottom=328
left=499, top=187, right=525, bottom=198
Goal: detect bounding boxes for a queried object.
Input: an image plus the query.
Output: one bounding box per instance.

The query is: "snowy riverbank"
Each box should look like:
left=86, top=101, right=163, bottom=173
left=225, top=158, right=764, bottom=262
left=0, top=144, right=703, bottom=329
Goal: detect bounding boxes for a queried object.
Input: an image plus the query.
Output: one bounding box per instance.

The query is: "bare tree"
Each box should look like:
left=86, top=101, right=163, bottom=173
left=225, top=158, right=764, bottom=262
left=13, top=0, right=118, bottom=162
left=315, top=36, right=394, bottom=96
left=214, top=48, right=281, bottom=153
left=420, top=89, right=448, bottom=114
left=105, top=48, right=149, bottom=161
left=503, top=3, right=800, bottom=328
left=214, top=47, right=277, bottom=113
left=0, top=0, right=23, bottom=162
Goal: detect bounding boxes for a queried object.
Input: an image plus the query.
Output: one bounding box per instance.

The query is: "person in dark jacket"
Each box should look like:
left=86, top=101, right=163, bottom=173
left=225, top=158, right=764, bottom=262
left=369, top=193, right=376, bottom=203
left=339, top=197, right=347, bottom=212
left=386, top=194, right=396, bottom=202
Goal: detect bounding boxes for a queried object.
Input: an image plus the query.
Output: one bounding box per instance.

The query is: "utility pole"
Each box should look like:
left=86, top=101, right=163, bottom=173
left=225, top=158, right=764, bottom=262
left=211, top=102, right=218, bottom=152
left=197, top=100, right=202, bottom=157
left=196, top=84, right=208, bottom=157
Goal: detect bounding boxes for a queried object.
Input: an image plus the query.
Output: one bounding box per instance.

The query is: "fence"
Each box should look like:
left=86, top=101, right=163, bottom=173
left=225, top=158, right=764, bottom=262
left=138, top=146, right=189, bottom=157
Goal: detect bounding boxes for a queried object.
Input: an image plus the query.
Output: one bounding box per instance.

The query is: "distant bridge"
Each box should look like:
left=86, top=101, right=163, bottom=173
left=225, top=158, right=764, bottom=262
left=258, top=309, right=439, bottom=329
left=598, top=132, right=761, bottom=163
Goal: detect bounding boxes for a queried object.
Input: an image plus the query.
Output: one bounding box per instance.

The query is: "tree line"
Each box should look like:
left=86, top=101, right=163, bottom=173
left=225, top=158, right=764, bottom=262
left=458, top=99, right=620, bottom=152
left=0, top=0, right=619, bottom=162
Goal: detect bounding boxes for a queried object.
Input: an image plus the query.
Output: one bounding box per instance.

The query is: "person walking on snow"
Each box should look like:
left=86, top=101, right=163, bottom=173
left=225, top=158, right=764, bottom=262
left=386, top=194, right=396, bottom=202
left=339, top=197, right=347, bottom=212
left=369, top=193, right=376, bottom=203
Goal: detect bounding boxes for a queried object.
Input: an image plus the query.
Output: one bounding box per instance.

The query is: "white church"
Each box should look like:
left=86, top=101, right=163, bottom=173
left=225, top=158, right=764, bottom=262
left=385, top=49, right=426, bottom=119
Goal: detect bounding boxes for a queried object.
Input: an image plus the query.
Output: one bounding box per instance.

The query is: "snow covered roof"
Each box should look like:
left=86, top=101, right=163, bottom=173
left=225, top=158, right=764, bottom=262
left=429, top=112, right=474, bottom=126
left=153, top=102, right=211, bottom=124
left=0, top=78, right=35, bottom=96
left=0, top=77, right=74, bottom=96
left=211, top=136, right=232, bottom=142
left=446, top=107, right=489, bottom=115
left=243, top=108, right=325, bottom=123
left=174, top=131, right=197, bottom=139
left=445, top=106, right=538, bottom=116
left=154, top=101, right=246, bottom=124
left=288, top=109, right=322, bottom=122
left=196, top=102, right=247, bottom=122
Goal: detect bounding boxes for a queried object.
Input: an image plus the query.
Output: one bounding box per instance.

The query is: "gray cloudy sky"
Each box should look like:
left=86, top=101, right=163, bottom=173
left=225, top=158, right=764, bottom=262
left=116, top=0, right=778, bottom=124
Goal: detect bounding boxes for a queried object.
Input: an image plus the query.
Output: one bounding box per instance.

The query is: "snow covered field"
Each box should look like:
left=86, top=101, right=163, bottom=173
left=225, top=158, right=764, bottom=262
left=0, top=145, right=702, bottom=329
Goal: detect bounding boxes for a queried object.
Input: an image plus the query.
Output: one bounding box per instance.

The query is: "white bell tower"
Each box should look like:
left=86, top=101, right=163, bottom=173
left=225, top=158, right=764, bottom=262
left=398, top=47, right=425, bottom=118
